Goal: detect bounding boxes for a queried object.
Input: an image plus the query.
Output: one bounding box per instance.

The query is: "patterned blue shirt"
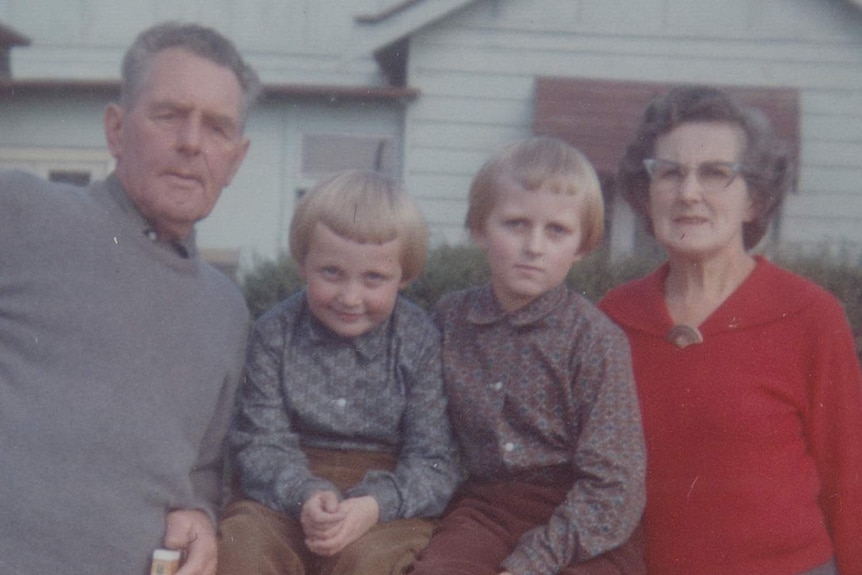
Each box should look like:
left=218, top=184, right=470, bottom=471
left=231, top=291, right=460, bottom=522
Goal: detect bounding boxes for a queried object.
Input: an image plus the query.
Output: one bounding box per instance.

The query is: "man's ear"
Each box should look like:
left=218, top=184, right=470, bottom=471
left=103, top=103, right=124, bottom=159
left=223, top=137, right=251, bottom=187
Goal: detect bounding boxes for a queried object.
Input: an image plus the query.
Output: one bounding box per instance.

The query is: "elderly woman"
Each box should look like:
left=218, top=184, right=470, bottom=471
left=599, top=86, right=862, bottom=575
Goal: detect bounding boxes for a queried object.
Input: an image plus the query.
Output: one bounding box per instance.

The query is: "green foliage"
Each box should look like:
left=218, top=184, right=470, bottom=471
left=403, top=244, right=490, bottom=310
left=241, top=253, right=304, bottom=319
left=775, top=249, right=862, bottom=360
left=240, top=244, right=862, bottom=360
left=566, top=247, right=663, bottom=302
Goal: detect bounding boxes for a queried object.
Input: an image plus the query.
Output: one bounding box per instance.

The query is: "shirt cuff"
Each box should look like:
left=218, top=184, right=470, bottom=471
left=346, top=470, right=401, bottom=522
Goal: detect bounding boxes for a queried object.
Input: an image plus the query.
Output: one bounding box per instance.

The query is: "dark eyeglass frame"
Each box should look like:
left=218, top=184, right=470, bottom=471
left=643, top=158, right=746, bottom=191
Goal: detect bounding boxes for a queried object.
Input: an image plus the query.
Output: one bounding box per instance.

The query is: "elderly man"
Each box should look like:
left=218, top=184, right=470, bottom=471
left=0, top=22, right=259, bottom=575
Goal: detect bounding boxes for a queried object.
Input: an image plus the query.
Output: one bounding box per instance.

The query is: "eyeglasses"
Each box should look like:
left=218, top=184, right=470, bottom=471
left=643, top=158, right=745, bottom=193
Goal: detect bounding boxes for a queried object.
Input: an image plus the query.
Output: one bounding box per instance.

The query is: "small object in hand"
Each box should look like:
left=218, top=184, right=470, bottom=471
left=150, top=549, right=182, bottom=575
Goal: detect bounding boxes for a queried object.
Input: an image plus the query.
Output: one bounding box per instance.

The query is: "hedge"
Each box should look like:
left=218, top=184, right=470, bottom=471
left=241, top=244, right=862, bottom=361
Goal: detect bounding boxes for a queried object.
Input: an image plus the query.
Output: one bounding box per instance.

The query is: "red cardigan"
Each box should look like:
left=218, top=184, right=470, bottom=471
left=600, top=257, right=862, bottom=575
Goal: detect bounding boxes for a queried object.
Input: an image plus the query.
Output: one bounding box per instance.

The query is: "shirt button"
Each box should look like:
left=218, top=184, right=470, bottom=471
left=492, top=381, right=503, bottom=391
left=504, top=442, right=515, bottom=452
left=335, top=398, right=347, bottom=408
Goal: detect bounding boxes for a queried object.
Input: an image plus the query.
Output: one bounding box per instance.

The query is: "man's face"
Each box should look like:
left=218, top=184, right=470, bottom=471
left=105, top=48, right=250, bottom=241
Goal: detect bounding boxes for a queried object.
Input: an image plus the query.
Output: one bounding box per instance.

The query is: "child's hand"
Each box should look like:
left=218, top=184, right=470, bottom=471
left=303, top=495, right=380, bottom=557
left=301, top=490, right=346, bottom=540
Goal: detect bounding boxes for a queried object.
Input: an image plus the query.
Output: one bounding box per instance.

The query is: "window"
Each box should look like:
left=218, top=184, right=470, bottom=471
left=48, top=170, right=92, bottom=186
left=0, top=147, right=114, bottom=186
left=298, top=133, right=399, bottom=197
left=301, top=133, right=398, bottom=177
left=534, top=78, right=799, bottom=174
left=533, top=78, right=799, bottom=255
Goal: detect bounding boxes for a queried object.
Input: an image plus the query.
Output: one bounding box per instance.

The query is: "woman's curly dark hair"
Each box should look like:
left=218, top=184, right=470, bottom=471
left=616, top=85, right=795, bottom=250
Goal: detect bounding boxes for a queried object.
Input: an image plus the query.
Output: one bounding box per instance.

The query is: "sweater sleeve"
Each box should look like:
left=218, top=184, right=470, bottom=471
left=230, top=315, right=338, bottom=518
left=347, top=320, right=462, bottom=522
left=187, top=327, right=248, bottom=521
left=804, top=295, right=862, bottom=575
left=502, top=324, right=647, bottom=575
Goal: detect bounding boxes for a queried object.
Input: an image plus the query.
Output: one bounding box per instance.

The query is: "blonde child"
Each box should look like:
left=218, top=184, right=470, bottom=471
left=218, top=169, right=460, bottom=575
left=409, top=137, right=646, bottom=575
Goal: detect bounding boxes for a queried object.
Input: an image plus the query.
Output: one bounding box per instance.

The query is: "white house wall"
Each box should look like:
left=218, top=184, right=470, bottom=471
left=197, top=99, right=404, bottom=266
left=2, top=0, right=862, bottom=266
left=2, top=0, right=387, bottom=85
left=0, top=0, right=404, bottom=267
left=0, top=94, right=402, bottom=267
left=0, top=94, right=106, bottom=148
left=404, top=0, right=862, bottom=256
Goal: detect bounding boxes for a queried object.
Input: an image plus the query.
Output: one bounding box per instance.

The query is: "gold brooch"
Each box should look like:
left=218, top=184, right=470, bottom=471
left=667, top=324, right=703, bottom=349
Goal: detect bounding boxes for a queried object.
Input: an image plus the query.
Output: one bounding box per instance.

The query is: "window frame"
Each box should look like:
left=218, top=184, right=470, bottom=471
left=0, top=147, right=114, bottom=185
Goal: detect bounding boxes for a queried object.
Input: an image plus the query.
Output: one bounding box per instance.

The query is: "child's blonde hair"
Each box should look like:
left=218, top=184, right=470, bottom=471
left=289, top=169, right=428, bottom=283
left=466, top=136, right=605, bottom=255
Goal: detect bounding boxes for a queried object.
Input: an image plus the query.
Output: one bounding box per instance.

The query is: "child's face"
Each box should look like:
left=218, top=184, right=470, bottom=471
left=473, top=182, right=584, bottom=312
left=300, top=223, right=407, bottom=339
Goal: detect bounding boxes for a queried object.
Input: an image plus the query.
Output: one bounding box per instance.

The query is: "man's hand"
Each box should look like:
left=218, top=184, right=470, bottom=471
left=303, top=495, right=379, bottom=557
left=164, top=509, right=217, bottom=575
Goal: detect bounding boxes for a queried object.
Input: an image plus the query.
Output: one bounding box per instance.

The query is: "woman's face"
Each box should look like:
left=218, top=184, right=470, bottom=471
left=648, top=122, right=755, bottom=262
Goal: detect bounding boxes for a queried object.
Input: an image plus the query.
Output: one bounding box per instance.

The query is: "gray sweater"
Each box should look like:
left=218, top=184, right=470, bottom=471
left=0, top=171, right=249, bottom=575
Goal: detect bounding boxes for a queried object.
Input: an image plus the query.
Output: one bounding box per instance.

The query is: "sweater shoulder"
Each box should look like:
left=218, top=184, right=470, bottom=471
left=0, top=170, right=92, bottom=216
left=0, top=169, right=50, bottom=195
left=757, top=259, right=839, bottom=305
left=739, top=258, right=846, bottom=327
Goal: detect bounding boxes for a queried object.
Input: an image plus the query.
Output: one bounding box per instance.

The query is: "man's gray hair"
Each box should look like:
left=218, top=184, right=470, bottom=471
left=121, top=21, right=262, bottom=123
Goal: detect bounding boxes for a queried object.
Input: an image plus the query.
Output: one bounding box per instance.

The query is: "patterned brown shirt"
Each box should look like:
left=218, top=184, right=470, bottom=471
left=435, top=283, right=645, bottom=574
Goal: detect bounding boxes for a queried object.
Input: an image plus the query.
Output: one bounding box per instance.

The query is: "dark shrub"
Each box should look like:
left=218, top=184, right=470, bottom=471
left=241, top=254, right=303, bottom=319
left=241, top=244, right=861, bottom=361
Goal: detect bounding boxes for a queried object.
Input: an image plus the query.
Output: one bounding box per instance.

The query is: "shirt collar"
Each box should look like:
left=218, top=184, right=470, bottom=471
left=467, top=282, right=569, bottom=327
left=600, top=256, right=814, bottom=337
left=304, top=295, right=390, bottom=361
left=105, top=173, right=198, bottom=259
left=143, top=227, right=196, bottom=259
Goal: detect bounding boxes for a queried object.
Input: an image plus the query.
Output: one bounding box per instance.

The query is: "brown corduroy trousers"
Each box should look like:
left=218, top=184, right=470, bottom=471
left=407, top=480, right=645, bottom=575
left=217, top=448, right=436, bottom=575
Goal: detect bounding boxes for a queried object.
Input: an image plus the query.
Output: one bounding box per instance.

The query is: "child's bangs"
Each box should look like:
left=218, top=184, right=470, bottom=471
left=514, top=169, right=582, bottom=196
left=320, top=196, right=401, bottom=246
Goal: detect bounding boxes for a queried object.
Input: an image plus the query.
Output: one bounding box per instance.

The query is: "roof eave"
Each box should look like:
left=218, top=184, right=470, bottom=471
left=262, top=82, right=419, bottom=103
left=0, top=78, right=420, bottom=103
left=350, top=0, right=480, bottom=56
left=0, top=22, right=30, bottom=48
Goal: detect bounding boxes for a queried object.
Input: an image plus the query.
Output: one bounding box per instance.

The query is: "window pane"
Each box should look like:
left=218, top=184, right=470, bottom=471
left=302, top=133, right=398, bottom=177
left=49, top=170, right=91, bottom=186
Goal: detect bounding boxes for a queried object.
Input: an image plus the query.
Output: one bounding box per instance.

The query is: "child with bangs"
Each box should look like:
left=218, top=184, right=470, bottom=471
left=408, top=137, right=646, bottom=575
left=218, top=169, right=460, bottom=575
